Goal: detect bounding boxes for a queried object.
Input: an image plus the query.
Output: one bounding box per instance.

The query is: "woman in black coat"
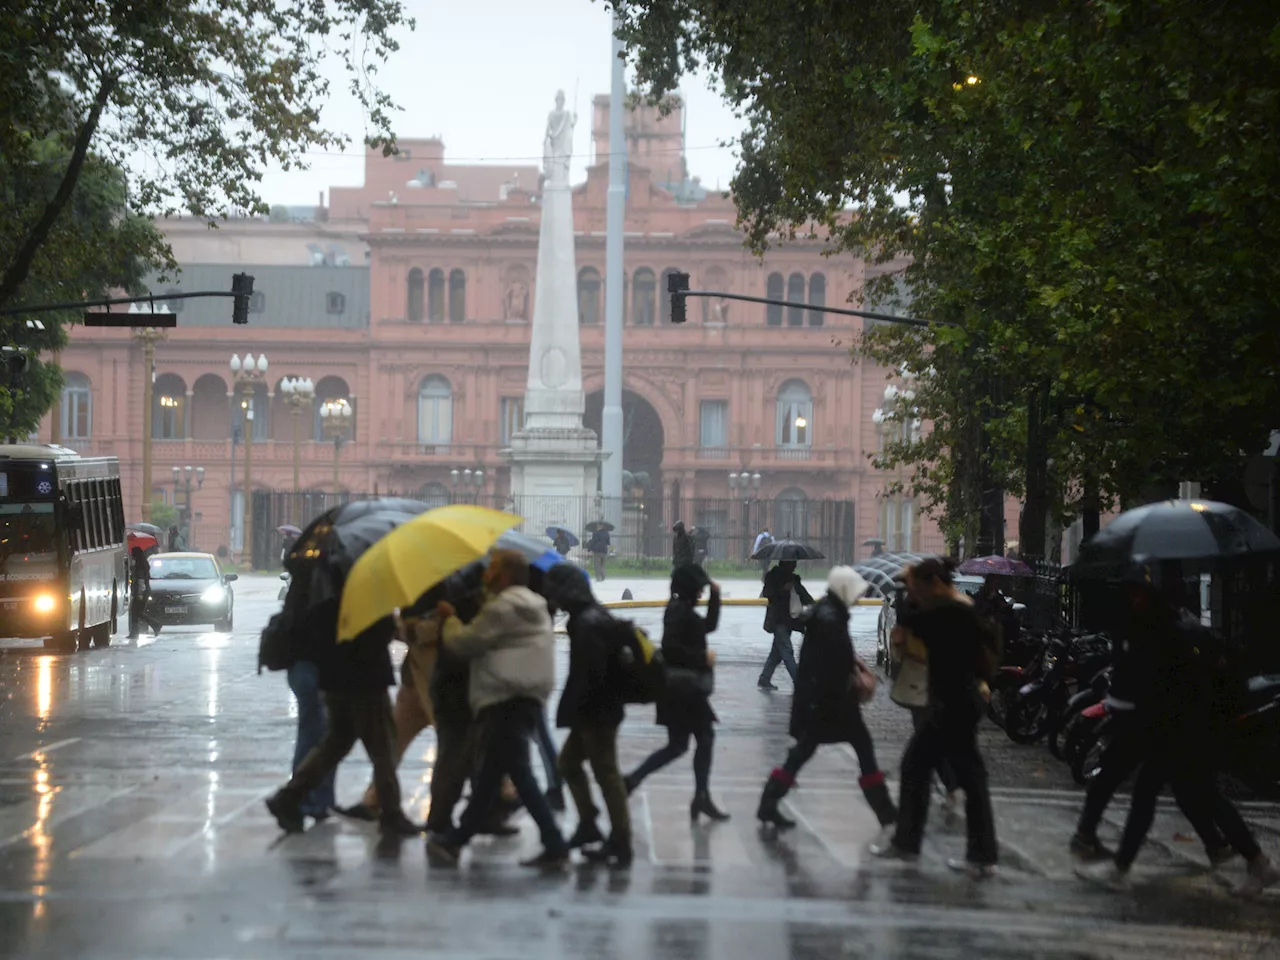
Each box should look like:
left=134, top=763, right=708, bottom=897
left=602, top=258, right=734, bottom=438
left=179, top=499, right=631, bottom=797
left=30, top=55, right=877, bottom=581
left=756, top=567, right=897, bottom=831
left=623, top=563, right=730, bottom=822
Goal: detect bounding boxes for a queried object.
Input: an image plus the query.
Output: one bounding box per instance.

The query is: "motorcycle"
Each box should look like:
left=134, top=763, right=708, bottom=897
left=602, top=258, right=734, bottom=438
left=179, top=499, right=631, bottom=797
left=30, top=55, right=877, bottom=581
left=1049, top=667, right=1111, bottom=760
left=1003, top=632, right=1110, bottom=745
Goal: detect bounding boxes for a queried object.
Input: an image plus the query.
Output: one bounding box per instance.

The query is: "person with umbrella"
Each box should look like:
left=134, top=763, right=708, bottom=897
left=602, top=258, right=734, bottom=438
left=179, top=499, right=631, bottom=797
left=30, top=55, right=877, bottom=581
left=757, top=548, right=816, bottom=692
left=585, top=521, right=612, bottom=581
left=623, top=564, right=730, bottom=823
left=550, top=527, right=574, bottom=557
left=127, top=542, right=155, bottom=639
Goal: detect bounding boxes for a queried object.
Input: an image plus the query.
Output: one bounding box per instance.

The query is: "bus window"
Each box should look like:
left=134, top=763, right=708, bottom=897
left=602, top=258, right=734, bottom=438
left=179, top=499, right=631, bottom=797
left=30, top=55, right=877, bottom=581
left=109, top=478, right=124, bottom=545
left=94, top=479, right=108, bottom=548
left=88, top=480, right=103, bottom=549
left=67, top=482, right=84, bottom=552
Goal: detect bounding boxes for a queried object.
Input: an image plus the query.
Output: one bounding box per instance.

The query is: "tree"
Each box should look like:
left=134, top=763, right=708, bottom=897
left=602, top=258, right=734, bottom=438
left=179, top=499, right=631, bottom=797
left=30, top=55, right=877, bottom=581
left=0, top=0, right=414, bottom=307
left=612, top=0, right=1280, bottom=549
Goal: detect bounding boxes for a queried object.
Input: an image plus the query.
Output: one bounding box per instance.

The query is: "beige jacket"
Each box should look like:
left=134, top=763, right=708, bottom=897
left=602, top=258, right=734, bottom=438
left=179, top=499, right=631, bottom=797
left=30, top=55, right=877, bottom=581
left=442, top=585, right=556, bottom=714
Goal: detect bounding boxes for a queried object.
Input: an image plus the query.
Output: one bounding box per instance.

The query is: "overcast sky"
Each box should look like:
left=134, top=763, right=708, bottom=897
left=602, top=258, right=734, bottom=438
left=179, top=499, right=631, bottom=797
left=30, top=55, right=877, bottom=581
left=258, top=0, right=744, bottom=206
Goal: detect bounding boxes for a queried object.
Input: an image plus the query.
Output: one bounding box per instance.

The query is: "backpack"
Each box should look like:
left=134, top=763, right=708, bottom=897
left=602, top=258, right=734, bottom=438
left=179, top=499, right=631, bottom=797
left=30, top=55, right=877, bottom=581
left=607, top=618, right=665, bottom=704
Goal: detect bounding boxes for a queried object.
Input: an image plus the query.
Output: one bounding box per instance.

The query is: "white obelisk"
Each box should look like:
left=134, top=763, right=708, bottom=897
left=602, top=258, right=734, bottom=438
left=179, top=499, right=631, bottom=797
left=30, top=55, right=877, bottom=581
left=505, top=90, right=603, bottom=532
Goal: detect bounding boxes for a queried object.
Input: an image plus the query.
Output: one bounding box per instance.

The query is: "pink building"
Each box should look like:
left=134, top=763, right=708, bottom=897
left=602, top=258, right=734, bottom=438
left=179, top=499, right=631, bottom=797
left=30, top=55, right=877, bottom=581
left=43, top=96, right=949, bottom=563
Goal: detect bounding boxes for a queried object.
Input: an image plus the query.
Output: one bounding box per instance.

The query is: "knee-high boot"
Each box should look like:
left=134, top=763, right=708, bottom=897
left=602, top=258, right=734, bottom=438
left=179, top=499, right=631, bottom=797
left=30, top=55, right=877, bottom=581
left=860, top=771, right=898, bottom=827
left=756, top=768, right=797, bottom=830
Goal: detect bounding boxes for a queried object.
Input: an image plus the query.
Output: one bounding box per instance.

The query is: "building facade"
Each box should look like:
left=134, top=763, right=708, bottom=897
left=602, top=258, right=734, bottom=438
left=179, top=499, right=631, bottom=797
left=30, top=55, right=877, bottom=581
left=43, top=96, right=947, bottom=561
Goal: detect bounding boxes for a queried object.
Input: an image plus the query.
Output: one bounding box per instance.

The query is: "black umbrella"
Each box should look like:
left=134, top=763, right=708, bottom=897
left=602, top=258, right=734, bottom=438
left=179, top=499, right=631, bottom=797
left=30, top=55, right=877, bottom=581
left=286, top=498, right=430, bottom=601
left=1076, top=499, right=1280, bottom=571
left=585, top=520, right=615, bottom=534
left=751, top=539, right=826, bottom=562
left=127, top=521, right=165, bottom=538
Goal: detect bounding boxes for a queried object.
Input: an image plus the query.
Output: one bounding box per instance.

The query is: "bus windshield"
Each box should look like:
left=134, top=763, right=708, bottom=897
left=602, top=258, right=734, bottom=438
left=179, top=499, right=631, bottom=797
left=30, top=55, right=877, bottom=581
left=0, top=502, right=59, bottom=570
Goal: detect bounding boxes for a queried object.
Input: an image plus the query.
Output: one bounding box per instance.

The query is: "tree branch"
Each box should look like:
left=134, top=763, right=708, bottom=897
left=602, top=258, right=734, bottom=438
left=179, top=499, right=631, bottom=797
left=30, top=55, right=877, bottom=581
left=0, top=72, right=119, bottom=307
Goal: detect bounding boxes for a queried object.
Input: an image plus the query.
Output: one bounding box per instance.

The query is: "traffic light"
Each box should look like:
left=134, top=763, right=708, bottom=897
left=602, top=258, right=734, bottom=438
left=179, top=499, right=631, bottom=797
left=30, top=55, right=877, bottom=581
left=2, top=348, right=28, bottom=380
left=667, top=270, right=690, bottom=324
left=232, top=273, right=254, bottom=325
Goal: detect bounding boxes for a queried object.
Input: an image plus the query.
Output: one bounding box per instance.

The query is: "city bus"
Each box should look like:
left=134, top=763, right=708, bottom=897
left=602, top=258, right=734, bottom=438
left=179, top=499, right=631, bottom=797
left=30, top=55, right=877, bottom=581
left=0, top=444, right=128, bottom=651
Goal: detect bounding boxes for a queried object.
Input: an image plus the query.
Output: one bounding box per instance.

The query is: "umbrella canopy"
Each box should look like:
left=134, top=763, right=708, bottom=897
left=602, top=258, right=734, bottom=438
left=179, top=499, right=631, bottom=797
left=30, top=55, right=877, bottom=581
left=585, top=520, right=615, bottom=534
left=338, top=505, right=521, bottom=642
left=277, top=524, right=302, bottom=537
left=127, top=531, right=159, bottom=554
left=751, top=539, right=826, bottom=562
left=958, top=555, right=1034, bottom=577
left=1076, top=499, right=1280, bottom=571
left=127, top=522, right=165, bottom=538
left=546, top=525, right=580, bottom=547
left=496, top=530, right=571, bottom=574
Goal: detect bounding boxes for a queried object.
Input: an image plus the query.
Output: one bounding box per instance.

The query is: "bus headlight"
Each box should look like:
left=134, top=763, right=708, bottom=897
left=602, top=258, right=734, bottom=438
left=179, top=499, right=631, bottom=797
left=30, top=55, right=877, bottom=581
left=33, top=593, right=57, bottom=614
left=201, top=584, right=226, bottom=604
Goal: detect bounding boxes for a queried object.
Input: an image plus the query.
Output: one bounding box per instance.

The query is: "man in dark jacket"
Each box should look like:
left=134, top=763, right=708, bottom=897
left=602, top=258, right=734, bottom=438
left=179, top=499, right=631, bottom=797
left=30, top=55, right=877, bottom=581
left=547, top=564, right=631, bottom=866
left=671, top=521, right=694, bottom=569
left=757, top=561, right=814, bottom=690
left=586, top=526, right=611, bottom=581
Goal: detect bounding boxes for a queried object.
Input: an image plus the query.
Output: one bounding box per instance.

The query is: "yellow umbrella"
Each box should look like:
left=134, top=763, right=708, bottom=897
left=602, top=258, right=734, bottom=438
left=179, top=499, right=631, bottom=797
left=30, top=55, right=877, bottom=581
left=337, top=504, right=521, bottom=642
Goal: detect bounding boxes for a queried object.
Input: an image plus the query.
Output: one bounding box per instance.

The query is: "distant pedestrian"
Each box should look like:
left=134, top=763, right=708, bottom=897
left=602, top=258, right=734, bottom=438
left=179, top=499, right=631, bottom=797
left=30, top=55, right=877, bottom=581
left=757, top=567, right=897, bottom=834
left=757, top=561, right=813, bottom=691
left=624, top=564, right=729, bottom=823
left=586, top=525, right=611, bottom=581
left=753, top=527, right=773, bottom=581
left=671, top=521, right=694, bottom=569
left=871, top=558, right=999, bottom=878
left=691, top=524, right=711, bottom=567
left=167, top=524, right=185, bottom=552
left=547, top=565, right=632, bottom=866
left=427, top=550, right=569, bottom=868
left=127, top=547, right=154, bottom=639
left=553, top=529, right=572, bottom=557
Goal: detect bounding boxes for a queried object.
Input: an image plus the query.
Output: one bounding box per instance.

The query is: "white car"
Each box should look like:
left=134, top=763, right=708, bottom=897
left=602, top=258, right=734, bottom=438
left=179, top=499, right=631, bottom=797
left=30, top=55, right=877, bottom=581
left=877, top=574, right=984, bottom=676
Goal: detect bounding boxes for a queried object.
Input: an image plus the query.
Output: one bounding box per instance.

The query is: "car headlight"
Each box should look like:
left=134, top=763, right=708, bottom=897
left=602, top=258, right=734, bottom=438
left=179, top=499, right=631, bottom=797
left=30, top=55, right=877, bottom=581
left=33, top=593, right=57, bottom=614
left=201, top=584, right=227, bottom=604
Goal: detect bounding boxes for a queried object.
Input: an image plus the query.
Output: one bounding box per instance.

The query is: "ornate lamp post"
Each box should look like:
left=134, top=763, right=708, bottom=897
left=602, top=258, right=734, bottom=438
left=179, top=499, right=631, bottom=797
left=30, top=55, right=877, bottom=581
left=279, top=377, right=315, bottom=495
left=729, top=471, right=763, bottom=556
left=450, top=466, right=485, bottom=505
left=171, top=465, right=205, bottom=544
left=320, top=399, right=354, bottom=493
left=230, top=352, right=268, bottom=570
left=132, top=302, right=171, bottom=521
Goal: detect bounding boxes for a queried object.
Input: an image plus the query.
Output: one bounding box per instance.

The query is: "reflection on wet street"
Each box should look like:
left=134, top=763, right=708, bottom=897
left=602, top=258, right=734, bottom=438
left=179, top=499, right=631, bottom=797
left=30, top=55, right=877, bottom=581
left=0, top=575, right=1276, bottom=959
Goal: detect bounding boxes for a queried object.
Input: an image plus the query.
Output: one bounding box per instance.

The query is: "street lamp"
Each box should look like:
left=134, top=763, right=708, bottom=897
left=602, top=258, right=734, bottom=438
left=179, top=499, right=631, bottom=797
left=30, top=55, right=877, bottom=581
left=279, top=377, right=315, bottom=515
left=171, top=464, right=204, bottom=545
left=132, top=302, right=172, bottom=521
left=450, top=466, right=485, bottom=504
left=729, top=471, right=764, bottom=555
left=320, top=399, right=354, bottom=493
left=230, top=352, right=268, bottom=570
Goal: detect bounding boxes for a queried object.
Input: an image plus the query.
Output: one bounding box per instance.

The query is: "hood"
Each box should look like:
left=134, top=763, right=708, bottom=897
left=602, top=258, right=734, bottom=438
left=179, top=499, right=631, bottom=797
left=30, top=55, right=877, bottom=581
left=827, top=566, right=869, bottom=606
left=493, top=584, right=553, bottom=624
left=672, top=521, right=686, bottom=534
left=545, top=563, right=594, bottom=611
left=671, top=562, right=709, bottom=601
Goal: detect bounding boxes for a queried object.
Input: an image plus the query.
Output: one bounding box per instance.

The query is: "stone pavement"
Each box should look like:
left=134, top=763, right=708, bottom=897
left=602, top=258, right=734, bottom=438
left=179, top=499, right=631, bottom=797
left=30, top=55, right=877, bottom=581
left=0, top=575, right=1276, bottom=959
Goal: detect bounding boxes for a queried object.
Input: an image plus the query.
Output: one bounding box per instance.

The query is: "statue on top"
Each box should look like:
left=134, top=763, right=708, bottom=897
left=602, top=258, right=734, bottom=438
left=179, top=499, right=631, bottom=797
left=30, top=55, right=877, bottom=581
left=542, top=89, right=576, bottom=186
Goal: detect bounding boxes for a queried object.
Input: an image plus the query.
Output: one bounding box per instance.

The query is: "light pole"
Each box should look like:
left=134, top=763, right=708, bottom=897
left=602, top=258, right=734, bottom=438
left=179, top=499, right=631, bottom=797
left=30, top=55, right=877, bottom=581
left=171, top=464, right=204, bottom=544
left=729, top=471, right=763, bottom=556
left=320, top=399, right=354, bottom=493
left=280, top=376, right=314, bottom=526
left=450, top=466, right=485, bottom=505
left=230, top=352, right=268, bottom=570
left=132, top=304, right=171, bottom=521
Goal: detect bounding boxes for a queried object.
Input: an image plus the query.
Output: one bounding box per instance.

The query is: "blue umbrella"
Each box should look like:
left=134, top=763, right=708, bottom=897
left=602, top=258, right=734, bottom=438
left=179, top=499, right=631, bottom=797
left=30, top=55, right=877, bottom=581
left=546, top=525, right=580, bottom=547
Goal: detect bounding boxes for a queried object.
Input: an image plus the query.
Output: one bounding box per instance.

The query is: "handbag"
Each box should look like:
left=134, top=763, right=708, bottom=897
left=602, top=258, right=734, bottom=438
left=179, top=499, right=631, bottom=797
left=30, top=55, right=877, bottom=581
left=851, top=659, right=877, bottom=704
left=889, top=656, right=929, bottom=709
left=665, top=666, right=714, bottom=698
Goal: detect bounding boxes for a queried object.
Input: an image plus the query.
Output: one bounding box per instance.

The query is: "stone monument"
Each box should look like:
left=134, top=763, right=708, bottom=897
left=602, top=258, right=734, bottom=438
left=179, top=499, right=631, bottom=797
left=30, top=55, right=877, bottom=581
left=504, top=91, right=603, bottom=532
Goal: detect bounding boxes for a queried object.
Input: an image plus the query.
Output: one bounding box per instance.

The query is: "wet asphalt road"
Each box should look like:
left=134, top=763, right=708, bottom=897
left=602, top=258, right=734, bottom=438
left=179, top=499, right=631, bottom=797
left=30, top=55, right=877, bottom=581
left=0, top=575, right=1277, bottom=960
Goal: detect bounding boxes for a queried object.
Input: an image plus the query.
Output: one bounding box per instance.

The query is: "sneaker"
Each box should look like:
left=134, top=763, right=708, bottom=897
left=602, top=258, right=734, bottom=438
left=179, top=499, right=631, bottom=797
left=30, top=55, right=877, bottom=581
left=583, top=839, right=634, bottom=868
left=520, top=846, right=570, bottom=869
left=1206, top=842, right=1238, bottom=869
left=426, top=835, right=462, bottom=866
left=567, top=821, right=606, bottom=849
left=1075, top=861, right=1130, bottom=891
left=868, top=837, right=918, bottom=862
left=947, top=857, right=997, bottom=880
left=265, top=793, right=305, bottom=834
left=757, top=680, right=778, bottom=691
left=1240, top=857, right=1280, bottom=898
left=335, top=803, right=378, bottom=822
left=1069, top=832, right=1115, bottom=862
left=380, top=816, right=425, bottom=838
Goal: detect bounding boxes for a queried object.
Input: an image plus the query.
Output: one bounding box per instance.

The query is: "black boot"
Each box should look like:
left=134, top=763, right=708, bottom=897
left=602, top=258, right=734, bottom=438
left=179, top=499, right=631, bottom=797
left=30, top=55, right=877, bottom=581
left=859, top=772, right=898, bottom=827
left=690, top=792, right=731, bottom=823
left=567, top=820, right=605, bottom=849
left=757, top=769, right=796, bottom=830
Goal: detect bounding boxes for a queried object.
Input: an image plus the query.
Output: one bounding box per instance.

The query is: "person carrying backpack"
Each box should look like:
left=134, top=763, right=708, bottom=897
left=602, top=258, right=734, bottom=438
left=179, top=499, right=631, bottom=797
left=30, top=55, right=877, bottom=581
left=546, top=564, right=632, bottom=867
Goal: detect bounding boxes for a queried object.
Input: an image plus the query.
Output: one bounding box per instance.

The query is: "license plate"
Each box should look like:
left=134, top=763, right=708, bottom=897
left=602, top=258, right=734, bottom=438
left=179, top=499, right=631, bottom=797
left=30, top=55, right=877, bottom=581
left=164, top=606, right=188, bottom=615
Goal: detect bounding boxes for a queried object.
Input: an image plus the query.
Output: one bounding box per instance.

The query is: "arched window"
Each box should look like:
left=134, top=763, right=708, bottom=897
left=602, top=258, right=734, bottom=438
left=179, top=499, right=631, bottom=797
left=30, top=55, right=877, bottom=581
left=419, top=482, right=451, bottom=508
left=407, top=268, right=424, bottom=322
left=787, top=272, right=806, bottom=326
left=448, top=269, right=466, bottom=322
left=191, top=373, right=230, bottom=440
left=232, top=384, right=268, bottom=442
left=428, top=269, right=445, bottom=322
left=312, top=376, right=353, bottom=441
left=765, top=273, right=784, bottom=326
left=60, top=372, right=92, bottom=440
left=417, top=375, right=453, bottom=446
left=808, top=273, right=826, bottom=327
left=775, top=379, right=813, bottom=447
left=659, top=268, right=679, bottom=324
left=577, top=267, right=601, bottom=325
left=631, top=268, right=656, bottom=326
left=775, top=487, right=809, bottom=541
left=152, top=374, right=187, bottom=439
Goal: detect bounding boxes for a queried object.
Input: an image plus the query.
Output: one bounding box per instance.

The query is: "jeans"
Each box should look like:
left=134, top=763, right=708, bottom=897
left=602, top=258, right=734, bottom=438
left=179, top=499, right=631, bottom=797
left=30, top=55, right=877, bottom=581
left=627, top=723, right=716, bottom=795
left=893, top=712, right=997, bottom=863
left=759, top=626, right=798, bottom=685
left=279, top=689, right=401, bottom=824
left=286, top=661, right=336, bottom=816
left=448, top=698, right=566, bottom=853
left=534, top=708, right=563, bottom=792
left=558, top=723, right=630, bottom=844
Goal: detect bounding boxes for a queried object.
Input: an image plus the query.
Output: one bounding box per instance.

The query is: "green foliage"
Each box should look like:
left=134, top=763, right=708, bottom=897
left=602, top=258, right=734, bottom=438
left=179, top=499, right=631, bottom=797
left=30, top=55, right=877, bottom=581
left=612, top=0, right=1280, bottom=530
left=148, top=500, right=179, bottom=531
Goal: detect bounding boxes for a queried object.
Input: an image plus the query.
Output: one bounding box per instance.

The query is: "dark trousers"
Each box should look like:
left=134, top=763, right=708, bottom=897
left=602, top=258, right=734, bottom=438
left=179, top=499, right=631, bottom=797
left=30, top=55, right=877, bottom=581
left=427, top=717, right=473, bottom=833
left=448, top=698, right=566, bottom=852
left=909, top=707, right=957, bottom=793
left=592, top=553, right=606, bottom=581
left=894, top=713, right=997, bottom=863
left=628, top=723, right=716, bottom=795
left=759, top=626, right=798, bottom=685
left=558, top=723, right=631, bottom=844
left=783, top=711, right=880, bottom=780
left=534, top=708, right=564, bottom=792
left=279, top=689, right=401, bottom=823
left=286, top=661, right=336, bottom=815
